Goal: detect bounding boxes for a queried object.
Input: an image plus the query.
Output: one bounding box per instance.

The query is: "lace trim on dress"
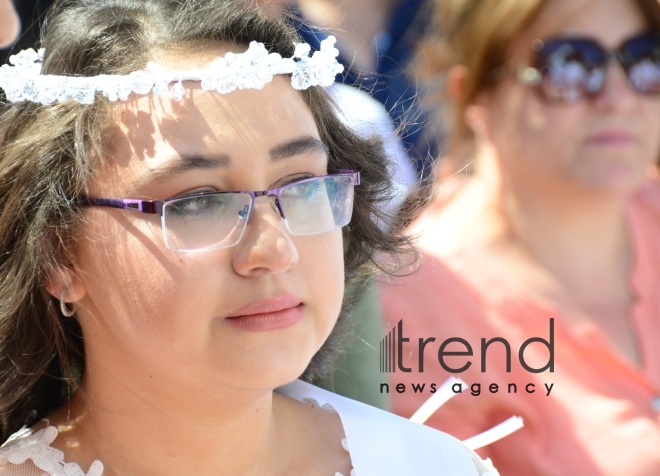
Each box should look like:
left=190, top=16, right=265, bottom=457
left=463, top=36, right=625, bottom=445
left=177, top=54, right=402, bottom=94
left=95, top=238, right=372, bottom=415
left=335, top=438, right=356, bottom=476
left=301, top=397, right=355, bottom=476
left=0, top=420, right=351, bottom=476
left=0, top=426, right=103, bottom=476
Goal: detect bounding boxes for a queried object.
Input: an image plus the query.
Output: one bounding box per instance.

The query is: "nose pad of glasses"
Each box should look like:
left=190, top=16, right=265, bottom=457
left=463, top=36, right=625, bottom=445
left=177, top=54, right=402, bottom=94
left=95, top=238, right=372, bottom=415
left=238, top=205, right=250, bottom=220
left=269, top=196, right=285, bottom=219
left=246, top=196, right=285, bottom=225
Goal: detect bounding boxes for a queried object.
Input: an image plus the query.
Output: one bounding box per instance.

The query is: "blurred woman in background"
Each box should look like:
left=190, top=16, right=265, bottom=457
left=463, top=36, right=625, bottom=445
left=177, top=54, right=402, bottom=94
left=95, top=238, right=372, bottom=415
left=381, top=0, right=660, bottom=474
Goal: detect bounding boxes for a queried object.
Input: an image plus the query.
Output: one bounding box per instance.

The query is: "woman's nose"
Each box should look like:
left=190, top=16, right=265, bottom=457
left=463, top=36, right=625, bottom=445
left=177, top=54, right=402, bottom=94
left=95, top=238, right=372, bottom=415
left=591, top=60, right=638, bottom=112
left=231, top=197, right=299, bottom=278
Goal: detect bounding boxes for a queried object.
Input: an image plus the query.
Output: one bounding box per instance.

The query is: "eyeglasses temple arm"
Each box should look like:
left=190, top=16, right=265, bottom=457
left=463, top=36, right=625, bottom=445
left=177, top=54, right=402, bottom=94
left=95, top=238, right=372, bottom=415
left=336, top=169, right=360, bottom=185
left=516, top=66, right=542, bottom=85
left=81, top=198, right=163, bottom=214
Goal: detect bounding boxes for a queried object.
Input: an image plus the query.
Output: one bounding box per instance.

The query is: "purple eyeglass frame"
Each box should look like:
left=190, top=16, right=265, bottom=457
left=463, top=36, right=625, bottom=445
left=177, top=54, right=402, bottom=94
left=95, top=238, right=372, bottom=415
left=81, top=170, right=360, bottom=224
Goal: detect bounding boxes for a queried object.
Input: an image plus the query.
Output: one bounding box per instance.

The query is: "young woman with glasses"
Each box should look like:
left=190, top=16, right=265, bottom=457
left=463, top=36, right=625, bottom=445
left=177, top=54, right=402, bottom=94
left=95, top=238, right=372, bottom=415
left=0, top=1, right=494, bottom=475
left=381, top=0, right=660, bottom=474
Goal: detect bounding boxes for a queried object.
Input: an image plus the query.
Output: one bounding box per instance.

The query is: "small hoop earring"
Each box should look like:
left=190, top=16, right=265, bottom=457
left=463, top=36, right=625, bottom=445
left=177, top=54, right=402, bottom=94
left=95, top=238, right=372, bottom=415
left=60, top=290, right=76, bottom=317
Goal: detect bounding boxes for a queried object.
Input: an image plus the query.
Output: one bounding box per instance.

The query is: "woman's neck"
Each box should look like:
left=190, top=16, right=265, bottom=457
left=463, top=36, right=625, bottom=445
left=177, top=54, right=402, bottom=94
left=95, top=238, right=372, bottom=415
left=473, top=146, right=633, bottom=306
left=49, top=351, right=292, bottom=476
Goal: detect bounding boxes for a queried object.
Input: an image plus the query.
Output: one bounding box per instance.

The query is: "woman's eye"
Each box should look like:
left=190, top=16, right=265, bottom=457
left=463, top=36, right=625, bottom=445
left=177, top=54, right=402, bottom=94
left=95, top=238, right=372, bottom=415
left=298, top=181, right=321, bottom=198
left=279, top=173, right=319, bottom=189
left=170, top=194, right=227, bottom=217
left=286, top=179, right=325, bottom=201
left=182, top=196, right=213, bottom=212
left=172, top=186, right=218, bottom=198
left=276, top=173, right=316, bottom=186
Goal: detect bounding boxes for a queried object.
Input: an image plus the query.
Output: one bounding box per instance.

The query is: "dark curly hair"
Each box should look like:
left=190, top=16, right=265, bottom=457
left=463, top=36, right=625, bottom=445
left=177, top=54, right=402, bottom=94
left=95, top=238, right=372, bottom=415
left=0, top=0, right=414, bottom=443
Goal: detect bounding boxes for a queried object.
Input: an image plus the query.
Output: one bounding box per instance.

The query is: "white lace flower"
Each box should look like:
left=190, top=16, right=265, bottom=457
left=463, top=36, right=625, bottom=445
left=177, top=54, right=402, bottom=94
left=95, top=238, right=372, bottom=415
left=0, top=37, right=343, bottom=105
left=0, top=425, right=104, bottom=476
left=301, top=397, right=321, bottom=408
left=291, top=37, right=344, bottom=90
left=341, top=438, right=349, bottom=451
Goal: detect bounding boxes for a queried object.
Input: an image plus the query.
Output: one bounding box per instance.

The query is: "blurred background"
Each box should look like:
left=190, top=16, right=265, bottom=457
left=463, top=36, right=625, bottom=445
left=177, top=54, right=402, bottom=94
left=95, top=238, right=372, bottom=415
left=0, top=0, right=49, bottom=56
left=2, top=1, right=660, bottom=474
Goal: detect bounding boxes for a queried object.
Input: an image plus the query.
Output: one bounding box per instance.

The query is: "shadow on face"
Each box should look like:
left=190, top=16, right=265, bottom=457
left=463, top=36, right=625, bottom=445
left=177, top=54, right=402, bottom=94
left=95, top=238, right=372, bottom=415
left=74, top=60, right=345, bottom=395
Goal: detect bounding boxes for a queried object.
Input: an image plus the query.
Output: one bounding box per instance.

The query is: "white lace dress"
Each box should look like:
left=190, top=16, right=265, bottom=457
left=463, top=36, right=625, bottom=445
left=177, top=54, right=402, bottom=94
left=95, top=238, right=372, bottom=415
left=0, top=380, right=497, bottom=476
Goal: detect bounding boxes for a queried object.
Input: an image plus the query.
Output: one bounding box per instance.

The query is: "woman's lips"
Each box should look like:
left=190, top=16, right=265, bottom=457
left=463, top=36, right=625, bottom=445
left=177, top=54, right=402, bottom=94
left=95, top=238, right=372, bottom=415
left=585, top=129, right=636, bottom=147
left=225, top=294, right=303, bottom=332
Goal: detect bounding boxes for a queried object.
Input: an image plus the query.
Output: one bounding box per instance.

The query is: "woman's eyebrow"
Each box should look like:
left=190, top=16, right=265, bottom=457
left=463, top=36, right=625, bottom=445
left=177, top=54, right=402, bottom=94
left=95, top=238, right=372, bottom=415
left=127, top=137, right=327, bottom=194
left=129, top=155, right=231, bottom=193
left=269, top=136, right=329, bottom=162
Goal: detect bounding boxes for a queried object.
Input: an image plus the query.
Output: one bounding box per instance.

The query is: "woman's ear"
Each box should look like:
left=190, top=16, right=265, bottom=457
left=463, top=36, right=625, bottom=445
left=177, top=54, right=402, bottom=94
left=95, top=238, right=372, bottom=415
left=45, top=268, right=86, bottom=304
left=464, top=102, right=488, bottom=138
left=447, top=64, right=468, bottom=102
left=448, top=65, right=490, bottom=140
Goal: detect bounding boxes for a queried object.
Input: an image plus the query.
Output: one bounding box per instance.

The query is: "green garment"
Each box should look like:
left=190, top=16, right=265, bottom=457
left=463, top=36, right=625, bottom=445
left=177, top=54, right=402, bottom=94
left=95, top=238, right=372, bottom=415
left=316, top=283, right=390, bottom=410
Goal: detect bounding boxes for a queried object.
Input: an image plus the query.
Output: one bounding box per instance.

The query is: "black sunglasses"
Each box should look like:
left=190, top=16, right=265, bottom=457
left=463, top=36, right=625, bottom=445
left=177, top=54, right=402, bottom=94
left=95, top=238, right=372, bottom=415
left=515, top=32, right=660, bottom=101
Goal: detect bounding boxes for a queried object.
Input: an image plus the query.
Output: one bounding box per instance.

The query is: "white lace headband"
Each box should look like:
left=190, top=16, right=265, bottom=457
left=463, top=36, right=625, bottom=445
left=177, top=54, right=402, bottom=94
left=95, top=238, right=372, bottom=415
left=0, top=36, right=343, bottom=105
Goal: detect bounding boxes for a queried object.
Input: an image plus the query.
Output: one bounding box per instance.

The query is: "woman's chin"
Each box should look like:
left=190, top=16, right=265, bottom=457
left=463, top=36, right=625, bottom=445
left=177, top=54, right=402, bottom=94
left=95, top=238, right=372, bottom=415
left=590, top=171, right=647, bottom=195
left=201, top=348, right=317, bottom=392
left=569, top=159, right=649, bottom=195
left=577, top=149, right=652, bottom=194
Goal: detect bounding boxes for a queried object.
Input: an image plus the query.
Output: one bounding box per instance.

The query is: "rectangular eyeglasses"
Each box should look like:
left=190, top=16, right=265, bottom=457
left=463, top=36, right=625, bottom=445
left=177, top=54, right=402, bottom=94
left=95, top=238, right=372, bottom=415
left=82, top=170, right=360, bottom=252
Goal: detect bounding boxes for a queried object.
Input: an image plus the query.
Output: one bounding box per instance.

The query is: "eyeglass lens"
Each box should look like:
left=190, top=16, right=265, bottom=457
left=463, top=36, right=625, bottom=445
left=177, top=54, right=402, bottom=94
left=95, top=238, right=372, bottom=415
left=163, top=192, right=252, bottom=251
left=534, top=33, right=660, bottom=101
left=279, top=175, right=354, bottom=236
left=161, top=175, right=355, bottom=252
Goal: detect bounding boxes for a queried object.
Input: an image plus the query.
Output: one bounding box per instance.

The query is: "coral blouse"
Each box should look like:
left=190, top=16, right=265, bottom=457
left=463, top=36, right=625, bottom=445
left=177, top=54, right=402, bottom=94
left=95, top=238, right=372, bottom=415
left=380, top=180, right=660, bottom=475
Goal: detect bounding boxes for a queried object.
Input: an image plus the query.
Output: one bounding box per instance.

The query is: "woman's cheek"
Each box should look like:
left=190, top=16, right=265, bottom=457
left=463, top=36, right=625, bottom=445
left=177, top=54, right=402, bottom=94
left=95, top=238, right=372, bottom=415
left=76, top=214, right=208, bottom=358
left=489, top=84, right=586, bottom=183
left=304, top=228, right=345, bottom=336
left=76, top=209, right=346, bottom=386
